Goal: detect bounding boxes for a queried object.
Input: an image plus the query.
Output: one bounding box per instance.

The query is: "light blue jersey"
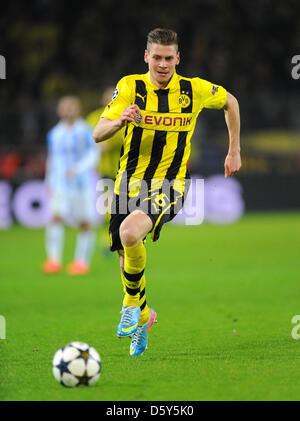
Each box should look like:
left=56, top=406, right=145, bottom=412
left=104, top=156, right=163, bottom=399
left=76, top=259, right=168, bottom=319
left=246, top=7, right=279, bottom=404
left=46, top=118, right=100, bottom=192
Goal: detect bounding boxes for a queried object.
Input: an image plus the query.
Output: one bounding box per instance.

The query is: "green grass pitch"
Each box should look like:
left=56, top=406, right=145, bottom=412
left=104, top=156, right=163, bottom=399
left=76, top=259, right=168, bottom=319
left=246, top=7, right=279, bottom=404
left=0, top=212, right=300, bottom=401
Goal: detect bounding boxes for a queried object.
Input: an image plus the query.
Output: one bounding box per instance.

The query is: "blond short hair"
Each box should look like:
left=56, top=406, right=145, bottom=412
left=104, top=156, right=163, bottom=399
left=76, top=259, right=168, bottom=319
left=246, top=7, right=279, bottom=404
left=147, top=28, right=179, bottom=51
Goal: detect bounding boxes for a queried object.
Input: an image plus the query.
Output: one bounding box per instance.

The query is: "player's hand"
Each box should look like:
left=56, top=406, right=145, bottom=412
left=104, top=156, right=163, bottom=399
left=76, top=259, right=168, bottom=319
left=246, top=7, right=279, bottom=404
left=120, top=105, right=141, bottom=126
left=224, top=152, right=241, bottom=178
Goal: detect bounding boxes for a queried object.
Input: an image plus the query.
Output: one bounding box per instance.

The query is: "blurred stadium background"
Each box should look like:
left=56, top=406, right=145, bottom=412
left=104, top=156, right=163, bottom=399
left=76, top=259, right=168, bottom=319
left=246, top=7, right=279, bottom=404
left=1, top=0, right=300, bottom=229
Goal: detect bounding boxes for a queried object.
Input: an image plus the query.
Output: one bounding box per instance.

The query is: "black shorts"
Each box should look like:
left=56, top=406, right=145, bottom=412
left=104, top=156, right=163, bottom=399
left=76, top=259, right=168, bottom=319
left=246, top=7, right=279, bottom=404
left=109, top=180, right=190, bottom=252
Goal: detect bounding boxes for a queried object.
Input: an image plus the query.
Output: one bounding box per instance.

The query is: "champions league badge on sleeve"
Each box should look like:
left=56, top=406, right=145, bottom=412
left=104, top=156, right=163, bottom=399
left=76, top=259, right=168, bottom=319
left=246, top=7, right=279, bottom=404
left=112, top=87, right=119, bottom=100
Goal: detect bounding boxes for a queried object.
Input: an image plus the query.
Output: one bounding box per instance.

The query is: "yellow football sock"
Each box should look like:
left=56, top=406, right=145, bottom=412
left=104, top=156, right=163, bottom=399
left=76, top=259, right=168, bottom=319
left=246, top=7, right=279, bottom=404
left=122, top=241, right=146, bottom=307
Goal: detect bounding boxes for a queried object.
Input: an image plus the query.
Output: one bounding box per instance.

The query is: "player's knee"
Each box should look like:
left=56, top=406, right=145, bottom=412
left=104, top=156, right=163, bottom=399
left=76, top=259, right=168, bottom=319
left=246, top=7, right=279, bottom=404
left=119, top=211, right=151, bottom=247
left=119, top=225, right=139, bottom=247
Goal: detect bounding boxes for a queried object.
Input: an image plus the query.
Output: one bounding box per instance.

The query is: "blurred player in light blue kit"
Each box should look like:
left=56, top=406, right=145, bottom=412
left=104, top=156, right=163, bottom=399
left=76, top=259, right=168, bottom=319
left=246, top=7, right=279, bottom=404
left=42, top=96, right=100, bottom=275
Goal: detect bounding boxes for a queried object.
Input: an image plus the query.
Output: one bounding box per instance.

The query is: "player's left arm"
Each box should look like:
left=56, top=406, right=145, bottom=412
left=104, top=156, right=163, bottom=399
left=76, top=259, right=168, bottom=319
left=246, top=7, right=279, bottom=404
left=223, top=92, right=241, bottom=178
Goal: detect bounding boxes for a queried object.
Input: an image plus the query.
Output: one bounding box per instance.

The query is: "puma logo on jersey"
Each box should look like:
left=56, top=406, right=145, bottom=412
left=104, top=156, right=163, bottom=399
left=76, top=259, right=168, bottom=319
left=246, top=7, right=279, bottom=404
left=136, top=93, right=147, bottom=102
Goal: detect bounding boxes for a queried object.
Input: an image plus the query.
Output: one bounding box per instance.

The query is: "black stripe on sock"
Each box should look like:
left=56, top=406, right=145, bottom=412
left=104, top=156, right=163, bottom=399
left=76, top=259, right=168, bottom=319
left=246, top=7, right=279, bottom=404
left=139, top=288, right=145, bottom=299
left=126, top=286, right=140, bottom=296
left=140, top=300, right=147, bottom=311
left=123, top=269, right=144, bottom=283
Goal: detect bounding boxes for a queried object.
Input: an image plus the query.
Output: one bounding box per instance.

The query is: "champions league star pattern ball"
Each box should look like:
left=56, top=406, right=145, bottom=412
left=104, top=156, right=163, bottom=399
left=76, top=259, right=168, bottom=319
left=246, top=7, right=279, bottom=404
left=52, top=342, right=101, bottom=387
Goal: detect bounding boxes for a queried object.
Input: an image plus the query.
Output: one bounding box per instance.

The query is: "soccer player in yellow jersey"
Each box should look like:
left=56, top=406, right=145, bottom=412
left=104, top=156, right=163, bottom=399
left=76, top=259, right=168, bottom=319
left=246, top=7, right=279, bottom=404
left=93, top=28, right=241, bottom=356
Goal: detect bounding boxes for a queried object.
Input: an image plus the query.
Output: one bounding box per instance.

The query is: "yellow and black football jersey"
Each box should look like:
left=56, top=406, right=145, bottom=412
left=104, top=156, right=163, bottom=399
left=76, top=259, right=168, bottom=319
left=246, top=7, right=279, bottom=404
left=101, top=71, right=227, bottom=195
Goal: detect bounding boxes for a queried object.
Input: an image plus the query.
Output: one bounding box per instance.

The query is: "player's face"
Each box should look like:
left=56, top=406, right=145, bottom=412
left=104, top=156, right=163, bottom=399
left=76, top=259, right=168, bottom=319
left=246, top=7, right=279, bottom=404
left=144, top=43, right=180, bottom=88
left=57, top=99, right=80, bottom=121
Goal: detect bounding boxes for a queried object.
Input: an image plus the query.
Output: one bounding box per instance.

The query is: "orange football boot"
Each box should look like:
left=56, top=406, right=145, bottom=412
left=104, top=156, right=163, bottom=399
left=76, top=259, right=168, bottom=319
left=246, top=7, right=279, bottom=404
left=41, top=259, right=62, bottom=274
left=67, top=261, right=90, bottom=275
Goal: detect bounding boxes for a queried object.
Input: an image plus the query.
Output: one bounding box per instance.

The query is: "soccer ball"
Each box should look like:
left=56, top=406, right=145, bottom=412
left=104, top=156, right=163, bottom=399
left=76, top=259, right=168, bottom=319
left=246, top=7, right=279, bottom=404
left=52, top=341, right=101, bottom=387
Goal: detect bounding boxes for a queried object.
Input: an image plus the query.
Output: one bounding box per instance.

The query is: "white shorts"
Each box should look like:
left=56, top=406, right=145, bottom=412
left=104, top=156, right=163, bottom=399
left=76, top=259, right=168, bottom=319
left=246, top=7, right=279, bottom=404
left=49, top=188, right=96, bottom=225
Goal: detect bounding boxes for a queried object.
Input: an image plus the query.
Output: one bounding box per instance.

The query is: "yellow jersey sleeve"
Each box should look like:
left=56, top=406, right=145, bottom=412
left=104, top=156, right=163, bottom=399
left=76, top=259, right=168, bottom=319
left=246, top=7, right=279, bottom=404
left=196, top=78, right=227, bottom=110
left=101, top=76, right=133, bottom=120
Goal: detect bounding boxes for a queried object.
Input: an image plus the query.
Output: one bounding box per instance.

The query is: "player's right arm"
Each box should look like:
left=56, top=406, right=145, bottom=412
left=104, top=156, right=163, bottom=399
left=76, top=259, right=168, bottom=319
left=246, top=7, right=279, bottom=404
left=92, top=76, right=140, bottom=143
left=93, top=105, right=141, bottom=143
